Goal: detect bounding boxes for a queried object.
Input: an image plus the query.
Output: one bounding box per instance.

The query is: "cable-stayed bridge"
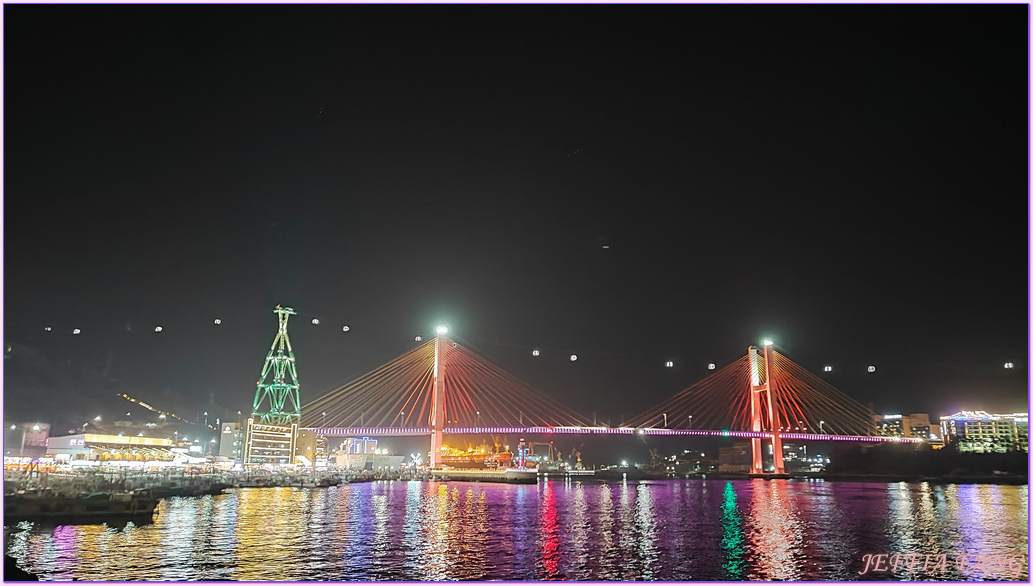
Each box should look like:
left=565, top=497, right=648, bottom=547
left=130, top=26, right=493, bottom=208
left=298, top=331, right=919, bottom=472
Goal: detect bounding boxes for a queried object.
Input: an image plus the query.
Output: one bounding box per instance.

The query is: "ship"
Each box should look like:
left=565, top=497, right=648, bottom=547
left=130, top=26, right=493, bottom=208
left=432, top=443, right=537, bottom=483
left=439, top=448, right=513, bottom=469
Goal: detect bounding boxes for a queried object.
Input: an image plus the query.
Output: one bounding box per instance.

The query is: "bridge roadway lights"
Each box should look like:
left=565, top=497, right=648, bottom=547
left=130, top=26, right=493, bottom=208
left=308, top=426, right=923, bottom=443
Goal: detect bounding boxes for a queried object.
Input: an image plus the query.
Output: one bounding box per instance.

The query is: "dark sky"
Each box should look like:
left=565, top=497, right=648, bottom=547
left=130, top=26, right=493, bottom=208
left=3, top=5, right=1028, bottom=431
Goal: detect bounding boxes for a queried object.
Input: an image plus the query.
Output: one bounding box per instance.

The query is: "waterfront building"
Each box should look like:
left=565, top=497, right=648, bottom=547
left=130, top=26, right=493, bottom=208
left=295, top=429, right=328, bottom=466
left=940, top=411, right=1029, bottom=452
left=333, top=437, right=404, bottom=471
left=46, top=433, right=175, bottom=462
left=872, top=413, right=936, bottom=440
left=243, top=419, right=298, bottom=465
left=781, top=442, right=828, bottom=473
left=218, top=422, right=245, bottom=462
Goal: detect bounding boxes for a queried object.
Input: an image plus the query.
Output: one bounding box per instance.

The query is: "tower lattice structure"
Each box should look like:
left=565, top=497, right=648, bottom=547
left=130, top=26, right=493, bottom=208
left=251, top=305, right=302, bottom=425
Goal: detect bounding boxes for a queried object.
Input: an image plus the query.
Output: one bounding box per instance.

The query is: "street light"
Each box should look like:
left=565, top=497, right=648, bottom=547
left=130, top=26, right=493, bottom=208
left=663, top=413, right=668, bottom=427
left=763, top=339, right=774, bottom=346
left=436, top=326, right=448, bottom=335
left=819, top=421, right=825, bottom=434
left=688, top=415, right=693, bottom=430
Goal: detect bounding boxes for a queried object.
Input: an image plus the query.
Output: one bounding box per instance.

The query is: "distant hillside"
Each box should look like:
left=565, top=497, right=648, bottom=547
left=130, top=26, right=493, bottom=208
left=2, top=342, right=199, bottom=433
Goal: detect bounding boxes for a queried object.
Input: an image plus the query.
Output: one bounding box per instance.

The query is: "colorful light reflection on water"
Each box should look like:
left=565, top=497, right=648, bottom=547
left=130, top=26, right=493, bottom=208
left=4, top=480, right=1028, bottom=581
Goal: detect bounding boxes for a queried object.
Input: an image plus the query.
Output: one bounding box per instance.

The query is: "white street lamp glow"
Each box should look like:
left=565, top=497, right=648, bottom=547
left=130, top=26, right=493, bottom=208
left=570, top=354, right=578, bottom=362
left=154, top=326, right=163, bottom=332
left=436, top=326, right=448, bottom=334
left=867, top=365, right=876, bottom=373
left=824, top=365, right=832, bottom=372
left=1004, top=362, right=1014, bottom=369
left=311, top=318, right=320, bottom=325
left=73, top=329, right=81, bottom=335
left=44, top=326, right=52, bottom=332
left=665, top=361, right=674, bottom=368
left=414, top=336, right=422, bottom=342
left=707, top=363, right=716, bottom=370
left=342, top=325, right=350, bottom=332
left=213, top=318, right=222, bottom=325
left=763, top=339, right=774, bottom=346
left=532, top=349, right=540, bottom=357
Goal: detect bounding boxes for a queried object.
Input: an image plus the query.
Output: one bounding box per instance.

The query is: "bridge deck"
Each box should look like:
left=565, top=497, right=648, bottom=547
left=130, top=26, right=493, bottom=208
left=309, top=426, right=922, bottom=443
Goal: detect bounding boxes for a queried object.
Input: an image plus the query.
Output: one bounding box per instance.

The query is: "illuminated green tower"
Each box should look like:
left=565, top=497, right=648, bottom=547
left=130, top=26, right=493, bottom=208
left=251, top=305, right=302, bottom=425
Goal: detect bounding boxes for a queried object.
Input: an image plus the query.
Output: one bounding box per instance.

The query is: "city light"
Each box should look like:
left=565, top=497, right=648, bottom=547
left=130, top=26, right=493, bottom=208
left=867, top=365, right=876, bottom=373
left=1004, top=362, right=1014, bottom=369
left=43, top=326, right=51, bottom=332
left=311, top=319, right=319, bottom=325
left=342, top=325, right=350, bottom=332
left=436, top=326, right=448, bottom=334
left=73, top=328, right=81, bottom=335
left=214, top=318, right=222, bottom=325
left=763, top=339, right=773, bottom=346
left=532, top=349, right=540, bottom=357
left=415, top=336, right=422, bottom=342
left=707, top=363, right=716, bottom=370
left=570, top=354, right=578, bottom=361
left=94, top=415, right=102, bottom=421
left=154, top=326, right=163, bottom=332
left=824, top=365, right=832, bottom=372
left=665, top=361, right=674, bottom=368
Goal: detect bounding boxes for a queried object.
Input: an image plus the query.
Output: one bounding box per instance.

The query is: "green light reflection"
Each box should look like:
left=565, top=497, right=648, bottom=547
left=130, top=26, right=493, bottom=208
left=720, top=482, right=746, bottom=579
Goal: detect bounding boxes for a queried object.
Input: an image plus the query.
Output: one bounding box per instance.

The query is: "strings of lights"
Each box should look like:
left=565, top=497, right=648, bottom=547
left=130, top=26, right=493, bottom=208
left=18, top=312, right=1017, bottom=374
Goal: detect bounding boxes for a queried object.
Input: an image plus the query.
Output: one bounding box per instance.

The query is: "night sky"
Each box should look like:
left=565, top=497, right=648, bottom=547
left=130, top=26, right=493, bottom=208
left=3, top=5, right=1028, bottom=433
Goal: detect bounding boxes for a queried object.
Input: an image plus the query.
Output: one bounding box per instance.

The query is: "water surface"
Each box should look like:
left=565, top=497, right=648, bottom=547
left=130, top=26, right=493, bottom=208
left=5, top=479, right=1028, bottom=581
